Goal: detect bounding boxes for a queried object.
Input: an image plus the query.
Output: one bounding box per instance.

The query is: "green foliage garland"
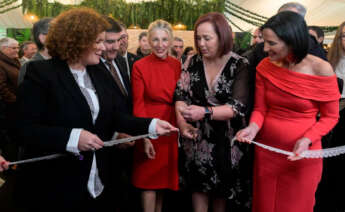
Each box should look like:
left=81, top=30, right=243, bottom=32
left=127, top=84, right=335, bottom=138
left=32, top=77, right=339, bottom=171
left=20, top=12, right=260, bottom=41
left=20, top=0, right=224, bottom=30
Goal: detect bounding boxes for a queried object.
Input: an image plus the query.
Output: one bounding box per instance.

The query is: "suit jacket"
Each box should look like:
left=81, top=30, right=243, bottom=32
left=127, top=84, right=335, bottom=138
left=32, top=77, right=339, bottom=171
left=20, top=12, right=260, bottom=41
left=17, top=52, right=46, bottom=85
left=125, top=52, right=139, bottom=76
left=94, top=55, right=132, bottom=114
left=16, top=58, right=151, bottom=209
left=0, top=51, right=20, bottom=104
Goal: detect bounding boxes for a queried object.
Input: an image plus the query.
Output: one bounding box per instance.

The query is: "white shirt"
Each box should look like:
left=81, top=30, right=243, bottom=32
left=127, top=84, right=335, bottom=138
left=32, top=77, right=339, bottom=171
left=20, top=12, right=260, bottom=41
left=65, top=67, right=158, bottom=198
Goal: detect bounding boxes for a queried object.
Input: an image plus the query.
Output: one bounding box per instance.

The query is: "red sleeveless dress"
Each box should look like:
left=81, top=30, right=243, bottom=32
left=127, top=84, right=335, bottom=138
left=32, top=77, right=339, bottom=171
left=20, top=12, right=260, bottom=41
left=250, top=58, right=340, bottom=212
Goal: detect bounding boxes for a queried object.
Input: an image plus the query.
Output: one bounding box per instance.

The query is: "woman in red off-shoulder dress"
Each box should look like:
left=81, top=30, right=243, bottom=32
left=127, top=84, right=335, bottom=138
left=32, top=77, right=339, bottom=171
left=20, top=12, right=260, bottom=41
left=236, top=12, right=340, bottom=212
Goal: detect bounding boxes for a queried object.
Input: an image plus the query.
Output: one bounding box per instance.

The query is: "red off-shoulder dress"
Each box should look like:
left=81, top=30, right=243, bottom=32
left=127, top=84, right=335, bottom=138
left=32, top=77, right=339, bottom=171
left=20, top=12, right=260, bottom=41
left=131, top=54, right=180, bottom=190
left=250, top=58, right=340, bottom=212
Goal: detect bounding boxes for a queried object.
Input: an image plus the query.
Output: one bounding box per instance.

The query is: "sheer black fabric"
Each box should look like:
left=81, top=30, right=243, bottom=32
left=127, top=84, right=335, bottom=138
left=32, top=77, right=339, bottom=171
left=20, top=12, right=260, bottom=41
left=174, top=53, right=252, bottom=210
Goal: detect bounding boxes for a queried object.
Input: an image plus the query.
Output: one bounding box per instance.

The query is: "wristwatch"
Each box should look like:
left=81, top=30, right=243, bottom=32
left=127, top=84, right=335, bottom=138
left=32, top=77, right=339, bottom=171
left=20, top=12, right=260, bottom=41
left=204, top=106, right=212, bottom=119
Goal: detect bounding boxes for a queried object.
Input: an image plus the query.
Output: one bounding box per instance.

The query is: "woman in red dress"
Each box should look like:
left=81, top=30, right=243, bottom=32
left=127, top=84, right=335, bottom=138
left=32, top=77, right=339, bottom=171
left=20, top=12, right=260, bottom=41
left=131, top=19, right=181, bottom=212
left=236, top=12, right=340, bottom=212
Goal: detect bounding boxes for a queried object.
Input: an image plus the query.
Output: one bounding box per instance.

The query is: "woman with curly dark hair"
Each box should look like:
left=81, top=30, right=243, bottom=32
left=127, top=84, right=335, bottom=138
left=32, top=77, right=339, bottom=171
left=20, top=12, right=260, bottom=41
left=15, top=8, right=177, bottom=212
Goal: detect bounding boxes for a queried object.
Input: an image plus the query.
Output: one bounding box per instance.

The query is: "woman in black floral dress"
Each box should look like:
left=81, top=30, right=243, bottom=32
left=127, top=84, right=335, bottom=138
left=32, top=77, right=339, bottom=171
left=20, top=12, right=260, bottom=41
left=174, top=12, right=251, bottom=212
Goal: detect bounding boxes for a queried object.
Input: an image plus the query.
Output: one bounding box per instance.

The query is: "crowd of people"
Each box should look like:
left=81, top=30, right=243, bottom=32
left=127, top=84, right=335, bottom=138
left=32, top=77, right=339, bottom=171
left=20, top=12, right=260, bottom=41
left=0, top=1, right=344, bottom=212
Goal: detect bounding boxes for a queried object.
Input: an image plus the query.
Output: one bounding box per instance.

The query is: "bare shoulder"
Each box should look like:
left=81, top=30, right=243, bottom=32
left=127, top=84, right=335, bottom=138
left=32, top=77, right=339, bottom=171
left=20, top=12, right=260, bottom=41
left=307, top=55, right=334, bottom=76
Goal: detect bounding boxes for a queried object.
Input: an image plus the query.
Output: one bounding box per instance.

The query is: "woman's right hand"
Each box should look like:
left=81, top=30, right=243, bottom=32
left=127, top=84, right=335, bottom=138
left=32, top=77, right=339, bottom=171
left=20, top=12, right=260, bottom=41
left=180, top=122, right=198, bottom=139
left=78, top=130, right=104, bottom=151
left=235, top=123, right=259, bottom=143
left=144, top=139, right=156, bottom=159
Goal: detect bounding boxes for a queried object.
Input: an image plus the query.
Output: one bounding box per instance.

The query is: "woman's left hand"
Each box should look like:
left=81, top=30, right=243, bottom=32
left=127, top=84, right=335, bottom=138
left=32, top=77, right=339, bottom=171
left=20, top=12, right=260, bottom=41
left=180, top=105, right=205, bottom=122
left=288, top=137, right=312, bottom=161
left=0, top=155, right=9, bottom=172
left=155, top=119, right=179, bottom=136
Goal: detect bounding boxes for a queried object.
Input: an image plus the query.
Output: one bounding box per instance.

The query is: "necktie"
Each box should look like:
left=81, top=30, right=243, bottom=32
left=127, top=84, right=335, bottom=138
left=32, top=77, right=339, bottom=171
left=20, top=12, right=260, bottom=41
left=105, top=61, right=128, bottom=96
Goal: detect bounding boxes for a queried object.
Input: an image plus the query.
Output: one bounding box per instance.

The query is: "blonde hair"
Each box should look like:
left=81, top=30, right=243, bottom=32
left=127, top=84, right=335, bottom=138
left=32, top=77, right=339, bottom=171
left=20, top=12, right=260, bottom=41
left=328, top=22, right=345, bottom=69
left=148, top=19, right=173, bottom=41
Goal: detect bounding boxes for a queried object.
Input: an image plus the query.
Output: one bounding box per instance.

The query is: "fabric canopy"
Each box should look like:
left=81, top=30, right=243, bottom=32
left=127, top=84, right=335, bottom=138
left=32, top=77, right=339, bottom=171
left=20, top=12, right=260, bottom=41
left=227, top=0, right=345, bottom=33
left=0, top=1, right=32, bottom=29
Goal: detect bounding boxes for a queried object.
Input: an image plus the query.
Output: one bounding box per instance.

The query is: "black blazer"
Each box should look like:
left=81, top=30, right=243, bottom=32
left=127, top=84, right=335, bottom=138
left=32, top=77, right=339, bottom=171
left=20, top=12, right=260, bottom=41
left=126, top=52, right=139, bottom=75
left=16, top=58, right=151, bottom=209
left=94, top=55, right=132, bottom=114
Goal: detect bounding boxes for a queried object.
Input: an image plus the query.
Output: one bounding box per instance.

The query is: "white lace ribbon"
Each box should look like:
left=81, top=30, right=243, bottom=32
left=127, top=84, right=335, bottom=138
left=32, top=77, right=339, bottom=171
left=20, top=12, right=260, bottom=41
left=232, top=138, right=345, bottom=158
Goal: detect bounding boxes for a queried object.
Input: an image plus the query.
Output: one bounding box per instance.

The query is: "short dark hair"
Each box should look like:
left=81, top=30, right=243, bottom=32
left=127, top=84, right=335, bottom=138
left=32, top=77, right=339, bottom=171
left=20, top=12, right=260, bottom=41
left=138, top=31, right=147, bottom=41
left=194, top=12, right=233, bottom=57
left=33, top=17, right=52, bottom=50
left=104, top=16, right=122, bottom=33
left=183, top=46, right=194, bottom=56
left=19, top=41, right=35, bottom=58
left=261, top=11, right=309, bottom=63
left=308, top=26, right=324, bottom=39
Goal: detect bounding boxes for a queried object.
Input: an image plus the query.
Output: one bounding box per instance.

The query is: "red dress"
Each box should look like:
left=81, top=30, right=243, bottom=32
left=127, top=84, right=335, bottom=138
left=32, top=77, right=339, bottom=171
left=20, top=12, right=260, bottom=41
left=250, top=58, right=340, bottom=212
left=131, top=54, right=180, bottom=190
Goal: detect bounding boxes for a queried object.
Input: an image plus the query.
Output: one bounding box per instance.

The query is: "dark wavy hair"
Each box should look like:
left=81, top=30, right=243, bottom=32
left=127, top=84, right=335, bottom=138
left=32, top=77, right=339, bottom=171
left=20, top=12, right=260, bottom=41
left=194, top=12, right=233, bottom=57
left=260, top=11, right=309, bottom=63
left=45, top=8, right=109, bottom=63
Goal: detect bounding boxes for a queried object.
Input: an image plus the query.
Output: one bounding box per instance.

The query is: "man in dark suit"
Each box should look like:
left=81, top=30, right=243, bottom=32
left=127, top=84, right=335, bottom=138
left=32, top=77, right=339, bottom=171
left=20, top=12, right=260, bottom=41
left=118, top=22, right=140, bottom=79
left=97, top=16, right=140, bottom=212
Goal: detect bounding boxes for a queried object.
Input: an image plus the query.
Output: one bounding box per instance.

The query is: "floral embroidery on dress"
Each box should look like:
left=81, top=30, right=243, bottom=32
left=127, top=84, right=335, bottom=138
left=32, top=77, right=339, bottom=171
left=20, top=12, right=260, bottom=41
left=174, top=52, right=252, bottom=210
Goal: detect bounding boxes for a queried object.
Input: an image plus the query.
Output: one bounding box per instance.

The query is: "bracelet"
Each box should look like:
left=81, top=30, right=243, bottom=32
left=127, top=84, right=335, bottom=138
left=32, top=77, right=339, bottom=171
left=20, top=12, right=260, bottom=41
left=208, top=106, right=213, bottom=120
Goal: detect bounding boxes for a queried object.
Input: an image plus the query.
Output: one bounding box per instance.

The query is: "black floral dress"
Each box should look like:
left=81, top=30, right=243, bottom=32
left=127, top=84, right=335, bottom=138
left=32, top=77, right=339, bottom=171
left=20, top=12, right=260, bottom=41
left=174, top=53, right=252, bottom=210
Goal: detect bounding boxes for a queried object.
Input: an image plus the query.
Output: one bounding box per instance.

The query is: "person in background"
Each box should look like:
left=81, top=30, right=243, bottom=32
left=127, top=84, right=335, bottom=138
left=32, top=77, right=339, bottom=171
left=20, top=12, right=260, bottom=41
left=0, top=37, right=19, bottom=106
left=308, top=25, right=327, bottom=55
left=118, top=22, right=139, bottom=78
left=181, top=46, right=195, bottom=70
left=15, top=8, right=177, bottom=212
left=242, top=28, right=264, bottom=58
left=169, top=47, right=179, bottom=59
left=18, top=17, right=53, bottom=85
left=0, top=37, right=19, bottom=212
left=98, top=16, right=138, bottom=212
left=236, top=11, right=339, bottom=212
left=18, top=41, right=37, bottom=65
left=0, top=37, right=19, bottom=142
left=136, top=31, right=151, bottom=59
left=131, top=19, right=180, bottom=212
left=308, top=26, right=325, bottom=46
left=175, top=12, right=251, bottom=212
left=172, top=37, right=185, bottom=62
left=314, top=21, right=345, bottom=212
left=251, top=28, right=264, bottom=46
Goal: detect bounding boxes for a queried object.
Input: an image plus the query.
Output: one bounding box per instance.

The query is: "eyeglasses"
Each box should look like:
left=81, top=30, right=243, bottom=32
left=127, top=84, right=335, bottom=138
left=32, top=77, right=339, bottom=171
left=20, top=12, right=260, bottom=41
left=119, top=34, right=128, bottom=41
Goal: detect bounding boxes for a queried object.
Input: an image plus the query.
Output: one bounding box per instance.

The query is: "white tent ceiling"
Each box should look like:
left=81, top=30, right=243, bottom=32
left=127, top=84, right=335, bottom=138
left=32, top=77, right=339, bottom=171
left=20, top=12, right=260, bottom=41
left=1, top=0, right=344, bottom=32
left=226, top=0, right=345, bottom=33
left=0, top=0, right=32, bottom=29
